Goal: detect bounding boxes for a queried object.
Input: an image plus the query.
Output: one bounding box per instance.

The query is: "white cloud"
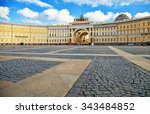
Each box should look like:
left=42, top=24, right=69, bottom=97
left=17, top=7, right=149, bottom=25
left=16, top=0, right=53, bottom=8
left=84, top=11, right=113, bottom=22
left=84, top=11, right=132, bottom=22
left=22, top=18, right=42, bottom=24
left=42, top=9, right=74, bottom=24
left=42, top=9, right=58, bottom=20
left=134, top=12, right=150, bottom=18
left=17, top=7, right=39, bottom=19
left=0, top=6, right=9, bottom=20
left=55, top=9, right=74, bottom=24
left=17, top=7, right=74, bottom=24
left=63, top=0, right=112, bottom=7
left=63, top=0, right=150, bottom=7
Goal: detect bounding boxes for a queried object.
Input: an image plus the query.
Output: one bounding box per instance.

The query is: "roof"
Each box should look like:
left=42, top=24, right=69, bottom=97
left=115, top=14, right=130, bottom=21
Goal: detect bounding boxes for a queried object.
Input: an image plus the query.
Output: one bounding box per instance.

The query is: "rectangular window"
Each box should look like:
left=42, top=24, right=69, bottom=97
left=134, top=30, right=136, bottom=34
left=134, top=37, right=136, bottom=41
left=138, top=24, right=140, bottom=27
left=124, top=31, right=126, bottom=35
left=120, top=31, right=122, bottom=35
left=134, top=24, right=136, bottom=27
left=143, top=28, right=145, bottom=33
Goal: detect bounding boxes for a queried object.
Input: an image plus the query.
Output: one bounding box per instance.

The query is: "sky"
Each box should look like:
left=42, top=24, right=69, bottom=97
left=0, top=0, right=150, bottom=25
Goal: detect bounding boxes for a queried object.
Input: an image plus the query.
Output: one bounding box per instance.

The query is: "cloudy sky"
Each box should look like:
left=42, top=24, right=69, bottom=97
left=0, top=0, right=150, bottom=25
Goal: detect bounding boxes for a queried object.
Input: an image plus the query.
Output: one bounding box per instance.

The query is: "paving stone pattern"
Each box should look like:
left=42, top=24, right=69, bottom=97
left=0, top=59, right=62, bottom=82
left=9, top=46, right=74, bottom=53
left=0, top=53, right=97, bottom=60
left=115, top=46, right=150, bottom=55
left=0, top=46, right=73, bottom=52
left=57, top=47, right=116, bottom=54
left=0, top=46, right=150, bottom=97
left=0, top=46, right=33, bottom=51
left=67, top=57, right=150, bottom=97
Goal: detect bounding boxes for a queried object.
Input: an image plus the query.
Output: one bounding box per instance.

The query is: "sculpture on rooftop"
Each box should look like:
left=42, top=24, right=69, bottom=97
left=74, top=14, right=89, bottom=21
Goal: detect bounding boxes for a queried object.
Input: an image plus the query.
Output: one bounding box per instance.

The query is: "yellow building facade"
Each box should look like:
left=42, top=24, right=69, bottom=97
left=0, top=24, right=48, bottom=45
left=0, top=14, right=150, bottom=45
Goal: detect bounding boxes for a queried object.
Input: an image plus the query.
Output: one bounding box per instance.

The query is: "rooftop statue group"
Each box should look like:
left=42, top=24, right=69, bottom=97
left=74, top=14, right=89, bottom=21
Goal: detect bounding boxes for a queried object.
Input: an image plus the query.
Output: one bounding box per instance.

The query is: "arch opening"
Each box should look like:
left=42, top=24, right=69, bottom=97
left=73, top=29, right=91, bottom=45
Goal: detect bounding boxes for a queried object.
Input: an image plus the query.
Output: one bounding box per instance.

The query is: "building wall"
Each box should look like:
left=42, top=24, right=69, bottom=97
left=0, top=17, right=150, bottom=45
left=90, top=18, right=150, bottom=45
left=0, top=24, right=48, bottom=45
left=48, top=26, right=71, bottom=45
left=117, top=19, right=150, bottom=45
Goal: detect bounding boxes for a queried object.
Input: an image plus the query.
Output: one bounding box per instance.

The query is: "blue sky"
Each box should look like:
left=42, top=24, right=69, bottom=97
left=0, top=0, right=150, bottom=25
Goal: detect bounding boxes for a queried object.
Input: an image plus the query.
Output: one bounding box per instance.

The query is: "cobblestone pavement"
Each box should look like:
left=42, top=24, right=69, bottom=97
left=0, top=46, right=34, bottom=51
left=57, top=46, right=116, bottom=54
left=0, top=59, right=62, bottom=82
left=0, top=46, right=117, bottom=59
left=67, top=57, right=150, bottom=97
left=115, top=46, right=150, bottom=55
left=0, top=46, right=150, bottom=97
left=0, top=53, right=98, bottom=59
left=0, top=46, right=75, bottom=53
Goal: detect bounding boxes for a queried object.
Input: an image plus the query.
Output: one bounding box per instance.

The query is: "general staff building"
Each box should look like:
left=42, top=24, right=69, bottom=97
left=0, top=14, right=150, bottom=45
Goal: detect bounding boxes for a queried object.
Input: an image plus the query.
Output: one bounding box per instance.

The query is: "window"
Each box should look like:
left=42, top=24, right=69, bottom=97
left=138, top=24, right=140, bottom=27
left=125, top=30, right=127, bottom=35
left=138, top=29, right=140, bottom=34
left=117, top=38, right=118, bottom=41
left=143, top=23, right=145, bottom=26
left=130, top=30, right=132, bottom=34
left=120, top=31, right=122, bottom=35
left=120, top=38, right=122, bottom=42
left=134, top=24, right=136, bottom=27
left=134, top=30, right=136, bottom=34
left=143, top=28, right=145, bottom=33
left=134, top=37, right=136, bottom=41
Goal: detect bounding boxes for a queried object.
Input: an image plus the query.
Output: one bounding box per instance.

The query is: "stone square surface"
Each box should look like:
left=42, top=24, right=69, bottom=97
left=0, top=45, right=150, bottom=97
